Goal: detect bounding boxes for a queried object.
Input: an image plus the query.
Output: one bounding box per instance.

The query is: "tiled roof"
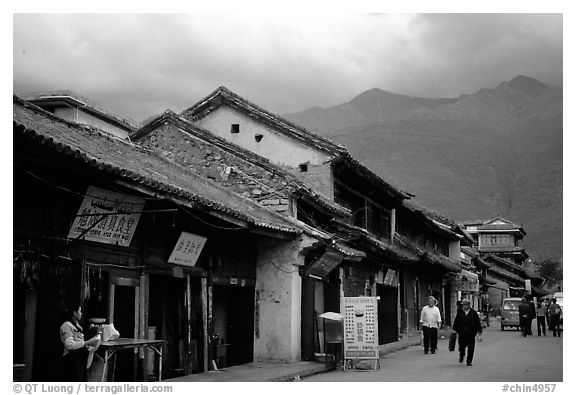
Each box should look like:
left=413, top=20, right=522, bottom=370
left=132, top=110, right=351, bottom=218
left=401, top=201, right=462, bottom=241
left=394, top=234, right=462, bottom=272
left=478, top=224, right=525, bottom=234
left=23, top=89, right=140, bottom=132
left=487, top=266, right=525, bottom=284
left=478, top=245, right=528, bottom=257
left=180, top=86, right=413, bottom=201
left=13, top=96, right=304, bottom=236
left=328, top=219, right=460, bottom=271
left=460, top=217, right=525, bottom=235
left=181, top=86, right=344, bottom=156
left=482, top=254, right=533, bottom=280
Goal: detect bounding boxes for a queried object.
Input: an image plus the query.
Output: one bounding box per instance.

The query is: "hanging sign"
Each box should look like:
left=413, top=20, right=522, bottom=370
left=168, top=231, right=207, bottom=267
left=525, top=279, right=532, bottom=293
left=342, top=297, right=379, bottom=359
left=68, top=186, right=145, bottom=247
left=383, top=269, right=396, bottom=286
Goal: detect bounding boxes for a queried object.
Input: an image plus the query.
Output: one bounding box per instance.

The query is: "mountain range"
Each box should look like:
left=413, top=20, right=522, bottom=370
left=284, top=75, right=562, bottom=261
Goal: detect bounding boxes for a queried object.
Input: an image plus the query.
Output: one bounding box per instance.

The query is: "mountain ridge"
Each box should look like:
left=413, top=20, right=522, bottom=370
left=284, top=75, right=562, bottom=260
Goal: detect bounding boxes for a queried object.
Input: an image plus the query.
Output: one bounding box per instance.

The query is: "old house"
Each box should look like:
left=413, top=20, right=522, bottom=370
left=24, top=90, right=139, bottom=139
left=16, top=85, right=471, bottom=378
left=460, top=217, right=543, bottom=309
left=158, top=86, right=465, bottom=349
left=13, top=96, right=332, bottom=380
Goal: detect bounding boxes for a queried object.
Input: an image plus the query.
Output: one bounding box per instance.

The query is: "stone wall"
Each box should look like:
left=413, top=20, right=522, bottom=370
left=137, top=123, right=293, bottom=215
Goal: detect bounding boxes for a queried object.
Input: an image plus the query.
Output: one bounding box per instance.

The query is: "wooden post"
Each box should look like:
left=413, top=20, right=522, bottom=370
left=108, top=284, right=115, bottom=324
left=134, top=285, right=140, bottom=379
left=185, top=274, right=192, bottom=375
left=23, top=290, right=38, bottom=382
left=390, top=208, right=396, bottom=243
left=201, top=277, right=208, bottom=372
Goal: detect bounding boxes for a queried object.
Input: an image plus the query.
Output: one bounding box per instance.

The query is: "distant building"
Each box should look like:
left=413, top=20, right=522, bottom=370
left=24, top=90, right=139, bottom=139
left=459, top=217, right=544, bottom=310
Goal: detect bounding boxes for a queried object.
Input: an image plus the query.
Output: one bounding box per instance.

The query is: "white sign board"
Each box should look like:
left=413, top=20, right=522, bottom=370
left=68, top=186, right=144, bottom=247
left=525, top=279, right=532, bottom=293
left=168, top=232, right=207, bottom=267
left=342, top=297, right=379, bottom=359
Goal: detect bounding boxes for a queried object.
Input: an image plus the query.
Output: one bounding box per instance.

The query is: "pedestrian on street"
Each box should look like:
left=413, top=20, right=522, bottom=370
left=548, top=298, right=562, bottom=337
left=420, top=295, right=442, bottom=355
left=527, top=296, right=536, bottom=335
left=544, top=298, right=552, bottom=330
left=518, top=296, right=531, bottom=337
left=452, top=299, right=482, bottom=366
left=536, top=299, right=547, bottom=336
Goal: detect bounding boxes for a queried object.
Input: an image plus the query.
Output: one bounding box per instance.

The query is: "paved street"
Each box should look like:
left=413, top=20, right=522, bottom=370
left=304, top=322, right=563, bottom=382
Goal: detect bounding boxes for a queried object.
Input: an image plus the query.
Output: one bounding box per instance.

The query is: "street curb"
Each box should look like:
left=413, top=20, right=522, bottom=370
left=272, top=364, right=334, bottom=382
left=379, top=337, right=422, bottom=357
left=275, top=337, right=425, bottom=381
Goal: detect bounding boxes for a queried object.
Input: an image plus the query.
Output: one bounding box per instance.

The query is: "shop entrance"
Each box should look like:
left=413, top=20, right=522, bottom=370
left=149, top=275, right=186, bottom=379
left=377, top=284, right=398, bottom=344
left=32, top=257, right=83, bottom=381
left=112, top=284, right=137, bottom=381
left=212, top=285, right=254, bottom=367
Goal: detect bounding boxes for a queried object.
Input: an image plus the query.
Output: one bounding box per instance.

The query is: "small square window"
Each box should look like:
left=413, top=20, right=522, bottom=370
left=231, top=124, right=240, bottom=134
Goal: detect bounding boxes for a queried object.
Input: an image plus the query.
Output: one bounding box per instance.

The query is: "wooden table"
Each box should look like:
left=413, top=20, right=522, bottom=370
left=95, top=338, right=164, bottom=381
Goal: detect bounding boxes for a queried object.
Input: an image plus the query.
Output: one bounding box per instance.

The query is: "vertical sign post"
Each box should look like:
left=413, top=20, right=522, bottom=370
left=342, top=296, right=379, bottom=370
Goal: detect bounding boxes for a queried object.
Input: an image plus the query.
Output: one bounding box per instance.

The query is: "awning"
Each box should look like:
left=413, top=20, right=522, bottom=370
left=302, top=249, right=344, bottom=280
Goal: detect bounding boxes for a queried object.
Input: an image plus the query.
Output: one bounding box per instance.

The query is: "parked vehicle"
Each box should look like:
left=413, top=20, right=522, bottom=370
left=500, top=297, right=522, bottom=331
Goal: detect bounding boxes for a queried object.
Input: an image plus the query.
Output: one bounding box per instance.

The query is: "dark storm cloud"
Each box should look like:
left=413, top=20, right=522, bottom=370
left=13, top=13, right=562, bottom=123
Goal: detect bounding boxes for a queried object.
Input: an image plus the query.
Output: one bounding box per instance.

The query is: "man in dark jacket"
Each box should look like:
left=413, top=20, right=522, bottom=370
left=452, top=299, right=483, bottom=366
left=518, top=296, right=532, bottom=337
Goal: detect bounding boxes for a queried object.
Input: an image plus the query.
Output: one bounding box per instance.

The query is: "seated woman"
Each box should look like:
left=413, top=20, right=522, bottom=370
left=60, top=303, right=100, bottom=381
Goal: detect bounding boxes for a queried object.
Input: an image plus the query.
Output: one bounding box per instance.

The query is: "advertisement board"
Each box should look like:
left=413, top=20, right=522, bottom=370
left=168, top=231, right=207, bottom=267
left=67, top=186, right=144, bottom=247
left=342, top=296, right=379, bottom=359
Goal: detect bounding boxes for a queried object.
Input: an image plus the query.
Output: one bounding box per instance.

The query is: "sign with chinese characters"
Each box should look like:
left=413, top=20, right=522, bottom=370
left=68, top=186, right=144, bottom=247
left=168, top=232, right=207, bottom=267
left=342, top=297, right=379, bottom=359
left=452, top=279, right=479, bottom=292
left=383, top=269, right=396, bottom=286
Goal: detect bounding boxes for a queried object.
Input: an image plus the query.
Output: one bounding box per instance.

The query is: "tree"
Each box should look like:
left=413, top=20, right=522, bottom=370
left=534, top=259, right=563, bottom=288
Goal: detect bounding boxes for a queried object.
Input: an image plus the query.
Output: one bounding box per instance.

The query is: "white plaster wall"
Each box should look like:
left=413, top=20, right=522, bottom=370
left=254, top=235, right=315, bottom=362
left=54, top=107, right=130, bottom=139
left=196, top=107, right=331, bottom=167
left=487, top=279, right=510, bottom=311
left=449, top=241, right=460, bottom=262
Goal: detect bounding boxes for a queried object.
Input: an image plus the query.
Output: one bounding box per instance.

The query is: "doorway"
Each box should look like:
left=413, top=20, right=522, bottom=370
left=112, top=285, right=136, bottom=381
left=212, top=285, right=254, bottom=367
left=149, top=275, right=186, bottom=379
left=377, top=284, right=398, bottom=344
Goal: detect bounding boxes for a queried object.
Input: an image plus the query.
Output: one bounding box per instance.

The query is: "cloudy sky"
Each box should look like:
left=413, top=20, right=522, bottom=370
left=13, top=13, right=562, bottom=123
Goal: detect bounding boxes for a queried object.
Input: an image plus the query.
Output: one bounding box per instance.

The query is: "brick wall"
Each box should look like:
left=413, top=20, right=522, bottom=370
left=136, top=123, right=293, bottom=215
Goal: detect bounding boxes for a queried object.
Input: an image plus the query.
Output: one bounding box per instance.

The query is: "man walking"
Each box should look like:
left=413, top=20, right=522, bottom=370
left=420, top=296, right=442, bottom=354
left=548, top=298, right=562, bottom=337
left=452, top=299, right=482, bottom=366
left=518, top=296, right=531, bottom=337
left=536, top=299, right=547, bottom=336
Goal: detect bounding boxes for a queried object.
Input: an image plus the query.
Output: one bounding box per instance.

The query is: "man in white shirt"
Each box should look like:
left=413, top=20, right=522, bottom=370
left=420, top=296, right=442, bottom=354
